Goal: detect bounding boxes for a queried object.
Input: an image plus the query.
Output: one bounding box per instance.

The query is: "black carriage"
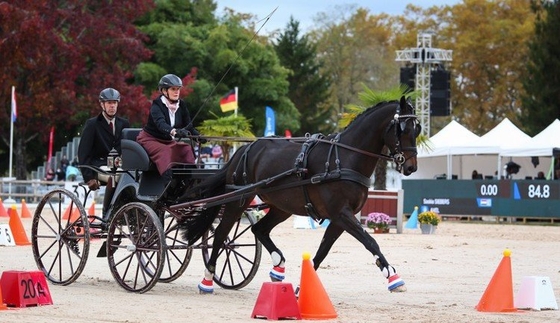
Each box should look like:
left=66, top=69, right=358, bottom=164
left=31, top=128, right=262, bottom=293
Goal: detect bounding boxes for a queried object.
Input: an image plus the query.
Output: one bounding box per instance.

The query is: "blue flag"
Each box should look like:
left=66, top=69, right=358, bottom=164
left=264, top=106, right=275, bottom=136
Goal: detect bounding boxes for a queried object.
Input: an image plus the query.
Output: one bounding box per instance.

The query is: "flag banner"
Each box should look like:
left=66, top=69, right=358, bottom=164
left=48, top=127, right=54, bottom=167
left=220, top=89, right=237, bottom=112
left=11, top=86, right=17, bottom=123
left=264, top=106, right=275, bottom=137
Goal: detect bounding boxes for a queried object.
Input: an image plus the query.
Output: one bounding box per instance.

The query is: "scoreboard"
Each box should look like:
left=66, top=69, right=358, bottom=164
left=403, top=179, right=560, bottom=218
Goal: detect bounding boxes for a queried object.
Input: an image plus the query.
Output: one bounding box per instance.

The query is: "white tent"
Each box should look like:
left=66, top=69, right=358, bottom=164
left=502, top=119, right=560, bottom=157
left=410, top=118, right=549, bottom=180
left=500, top=119, right=560, bottom=179
left=412, top=120, right=499, bottom=180
left=472, top=118, right=532, bottom=152
left=417, top=120, right=481, bottom=157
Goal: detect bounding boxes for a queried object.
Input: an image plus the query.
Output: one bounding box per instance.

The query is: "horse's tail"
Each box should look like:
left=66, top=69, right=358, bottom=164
left=179, top=165, right=228, bottom=245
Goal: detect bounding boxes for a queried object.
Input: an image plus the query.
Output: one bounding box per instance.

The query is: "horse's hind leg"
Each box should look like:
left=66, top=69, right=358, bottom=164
left=334, top=208, right=406, bottom=292
left=250, top=208, right=292, bottom=282
left=199, top=203, right=246, bottom=294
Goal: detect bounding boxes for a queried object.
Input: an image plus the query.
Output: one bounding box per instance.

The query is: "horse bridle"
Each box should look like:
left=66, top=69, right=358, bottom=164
left=386, top=112, right=419, bottom=172
left=317, top=107, right=419, bottom=173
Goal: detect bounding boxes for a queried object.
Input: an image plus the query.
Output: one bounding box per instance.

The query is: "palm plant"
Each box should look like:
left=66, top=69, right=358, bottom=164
left=197, top=113, right=255, bottom=162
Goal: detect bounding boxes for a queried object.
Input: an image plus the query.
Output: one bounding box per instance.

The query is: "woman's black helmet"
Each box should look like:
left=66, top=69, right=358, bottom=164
left=158, top=74, right=183, bottom=90
left=99, top=88, right=121, bottom=102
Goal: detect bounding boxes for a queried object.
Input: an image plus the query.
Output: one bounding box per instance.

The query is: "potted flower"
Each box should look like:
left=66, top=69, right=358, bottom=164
left=417, top=210, right=441, bottom=234
left=366, top=212, right=392, bottom=233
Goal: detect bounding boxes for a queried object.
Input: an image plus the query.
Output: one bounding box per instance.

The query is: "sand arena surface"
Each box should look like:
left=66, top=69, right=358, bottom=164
left=1, top=216, right=559, bottom=323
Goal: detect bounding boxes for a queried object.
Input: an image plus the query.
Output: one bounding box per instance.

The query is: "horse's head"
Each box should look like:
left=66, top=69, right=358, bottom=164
left=384, top=96, right=420, bottom=176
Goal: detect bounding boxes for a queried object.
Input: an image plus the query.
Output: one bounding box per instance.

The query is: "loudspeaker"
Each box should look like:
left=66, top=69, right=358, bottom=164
left=430, top=70, right=451, bottom=116
left=400, top=66, right=415, bottom=92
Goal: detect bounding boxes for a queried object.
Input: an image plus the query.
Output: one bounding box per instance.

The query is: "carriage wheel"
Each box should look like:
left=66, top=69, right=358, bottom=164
left=157, top=210, right=193, bottom=283
left=31, top=188, right=90, bottom=285
left=107, top=202, right=165, bottom=293
left=200, top=211, right=262, bottom=290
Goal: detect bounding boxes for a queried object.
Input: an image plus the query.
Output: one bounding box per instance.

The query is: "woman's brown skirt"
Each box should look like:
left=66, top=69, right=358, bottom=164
left=137, top=130, right=195, bottom=175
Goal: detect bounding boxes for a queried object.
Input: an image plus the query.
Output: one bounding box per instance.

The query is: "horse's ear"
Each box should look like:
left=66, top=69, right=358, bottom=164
left=397, top=96, right=407, bottom=114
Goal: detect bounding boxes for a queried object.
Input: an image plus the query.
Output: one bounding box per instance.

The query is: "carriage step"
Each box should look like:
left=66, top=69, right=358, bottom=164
left=89, top=222, right=107, bottom=231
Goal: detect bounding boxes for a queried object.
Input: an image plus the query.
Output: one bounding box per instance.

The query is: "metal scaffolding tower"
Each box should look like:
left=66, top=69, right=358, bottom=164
left=395, top=32, right=452, bottom=137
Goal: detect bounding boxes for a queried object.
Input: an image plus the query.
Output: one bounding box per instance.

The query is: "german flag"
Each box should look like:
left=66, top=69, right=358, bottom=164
left=220, top=89, right=237, bottom=112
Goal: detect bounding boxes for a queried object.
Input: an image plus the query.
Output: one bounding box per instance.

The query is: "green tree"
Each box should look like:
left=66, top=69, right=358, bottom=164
left=521, top=0, right=560, bottom=135
left=135, top=1, right=298, bottom=136
left=273, top=17, right=332, bottom=135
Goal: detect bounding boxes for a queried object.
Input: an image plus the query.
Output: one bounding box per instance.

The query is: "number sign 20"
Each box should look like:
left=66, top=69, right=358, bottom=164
left=0, top=271, right=53, bottom=307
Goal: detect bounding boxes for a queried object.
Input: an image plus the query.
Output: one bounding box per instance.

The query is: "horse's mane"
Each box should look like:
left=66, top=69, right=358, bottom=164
left=343, top=100, right=398, bottom=131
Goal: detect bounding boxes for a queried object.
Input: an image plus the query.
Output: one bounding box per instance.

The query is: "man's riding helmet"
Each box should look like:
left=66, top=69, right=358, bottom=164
left=99, top=88, right=121, bottom=102
left=158, top=74, right=183, bottom=90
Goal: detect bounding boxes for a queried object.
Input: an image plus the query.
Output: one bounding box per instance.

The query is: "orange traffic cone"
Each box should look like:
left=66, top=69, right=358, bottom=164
left=297, top=252, right=337, bottom=319
left=88, top=201, right=96, bottom=216
left=8, top=205, right=31, bottom=246
left=0, top=282, right=7, bottom=310
left=0, top=198, right=8, bottom=217
left=62, top=204, right=71, bottom=220
left=62, top=204, right=80, bottom=222
left=475, top=249, right=518, bottom=312
left=20, top=199, right=32, bottom=218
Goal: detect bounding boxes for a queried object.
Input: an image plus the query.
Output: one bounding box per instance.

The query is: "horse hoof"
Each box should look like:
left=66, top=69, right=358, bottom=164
left=390, top=284, right=407, bottom=293
left=199, top=288, right=214, bottom=294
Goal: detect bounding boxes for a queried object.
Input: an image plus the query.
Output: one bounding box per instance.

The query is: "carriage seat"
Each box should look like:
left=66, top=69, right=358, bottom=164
left=121, top=128, right=151, bottom=171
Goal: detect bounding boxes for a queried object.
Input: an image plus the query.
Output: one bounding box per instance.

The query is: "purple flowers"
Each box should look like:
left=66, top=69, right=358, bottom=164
left=366, top=212, right=392, bottom=229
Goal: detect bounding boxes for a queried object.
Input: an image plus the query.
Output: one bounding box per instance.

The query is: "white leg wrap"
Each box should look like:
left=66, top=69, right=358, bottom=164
left=269, top=252, right=286, bottom=281
left=271, top=251, right=283, bottom=267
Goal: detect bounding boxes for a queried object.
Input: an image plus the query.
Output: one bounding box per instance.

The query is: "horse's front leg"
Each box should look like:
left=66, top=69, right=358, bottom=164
left=250, top=208, right=292, bottom=282
left=312, top=221, right=344, bottom=270
left=335, top=208, right=406, bottom=292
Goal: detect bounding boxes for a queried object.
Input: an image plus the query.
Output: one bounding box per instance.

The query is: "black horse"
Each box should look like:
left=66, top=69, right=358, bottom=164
left=180, top=96, right=420, bottom=294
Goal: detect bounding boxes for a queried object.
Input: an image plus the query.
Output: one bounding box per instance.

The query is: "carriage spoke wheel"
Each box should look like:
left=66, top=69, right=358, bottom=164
left=200, top=211, right=262, bottom=290
left=31, top=188, right=90, bottom=285
left=107, top=202, right=165, bottom=293
left=155, top=210, right=193, bottom=283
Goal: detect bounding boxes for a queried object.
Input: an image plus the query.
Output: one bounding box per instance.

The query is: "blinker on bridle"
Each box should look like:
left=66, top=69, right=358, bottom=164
left=388, top=104, right=419, bottom=172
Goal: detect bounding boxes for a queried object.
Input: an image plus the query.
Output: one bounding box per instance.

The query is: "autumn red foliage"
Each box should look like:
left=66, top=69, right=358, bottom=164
left=0, top=0, right=155, bottom=178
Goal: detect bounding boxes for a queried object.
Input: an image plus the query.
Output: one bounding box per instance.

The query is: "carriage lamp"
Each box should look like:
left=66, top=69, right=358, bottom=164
left=107, top=148, right=121, bottom=171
